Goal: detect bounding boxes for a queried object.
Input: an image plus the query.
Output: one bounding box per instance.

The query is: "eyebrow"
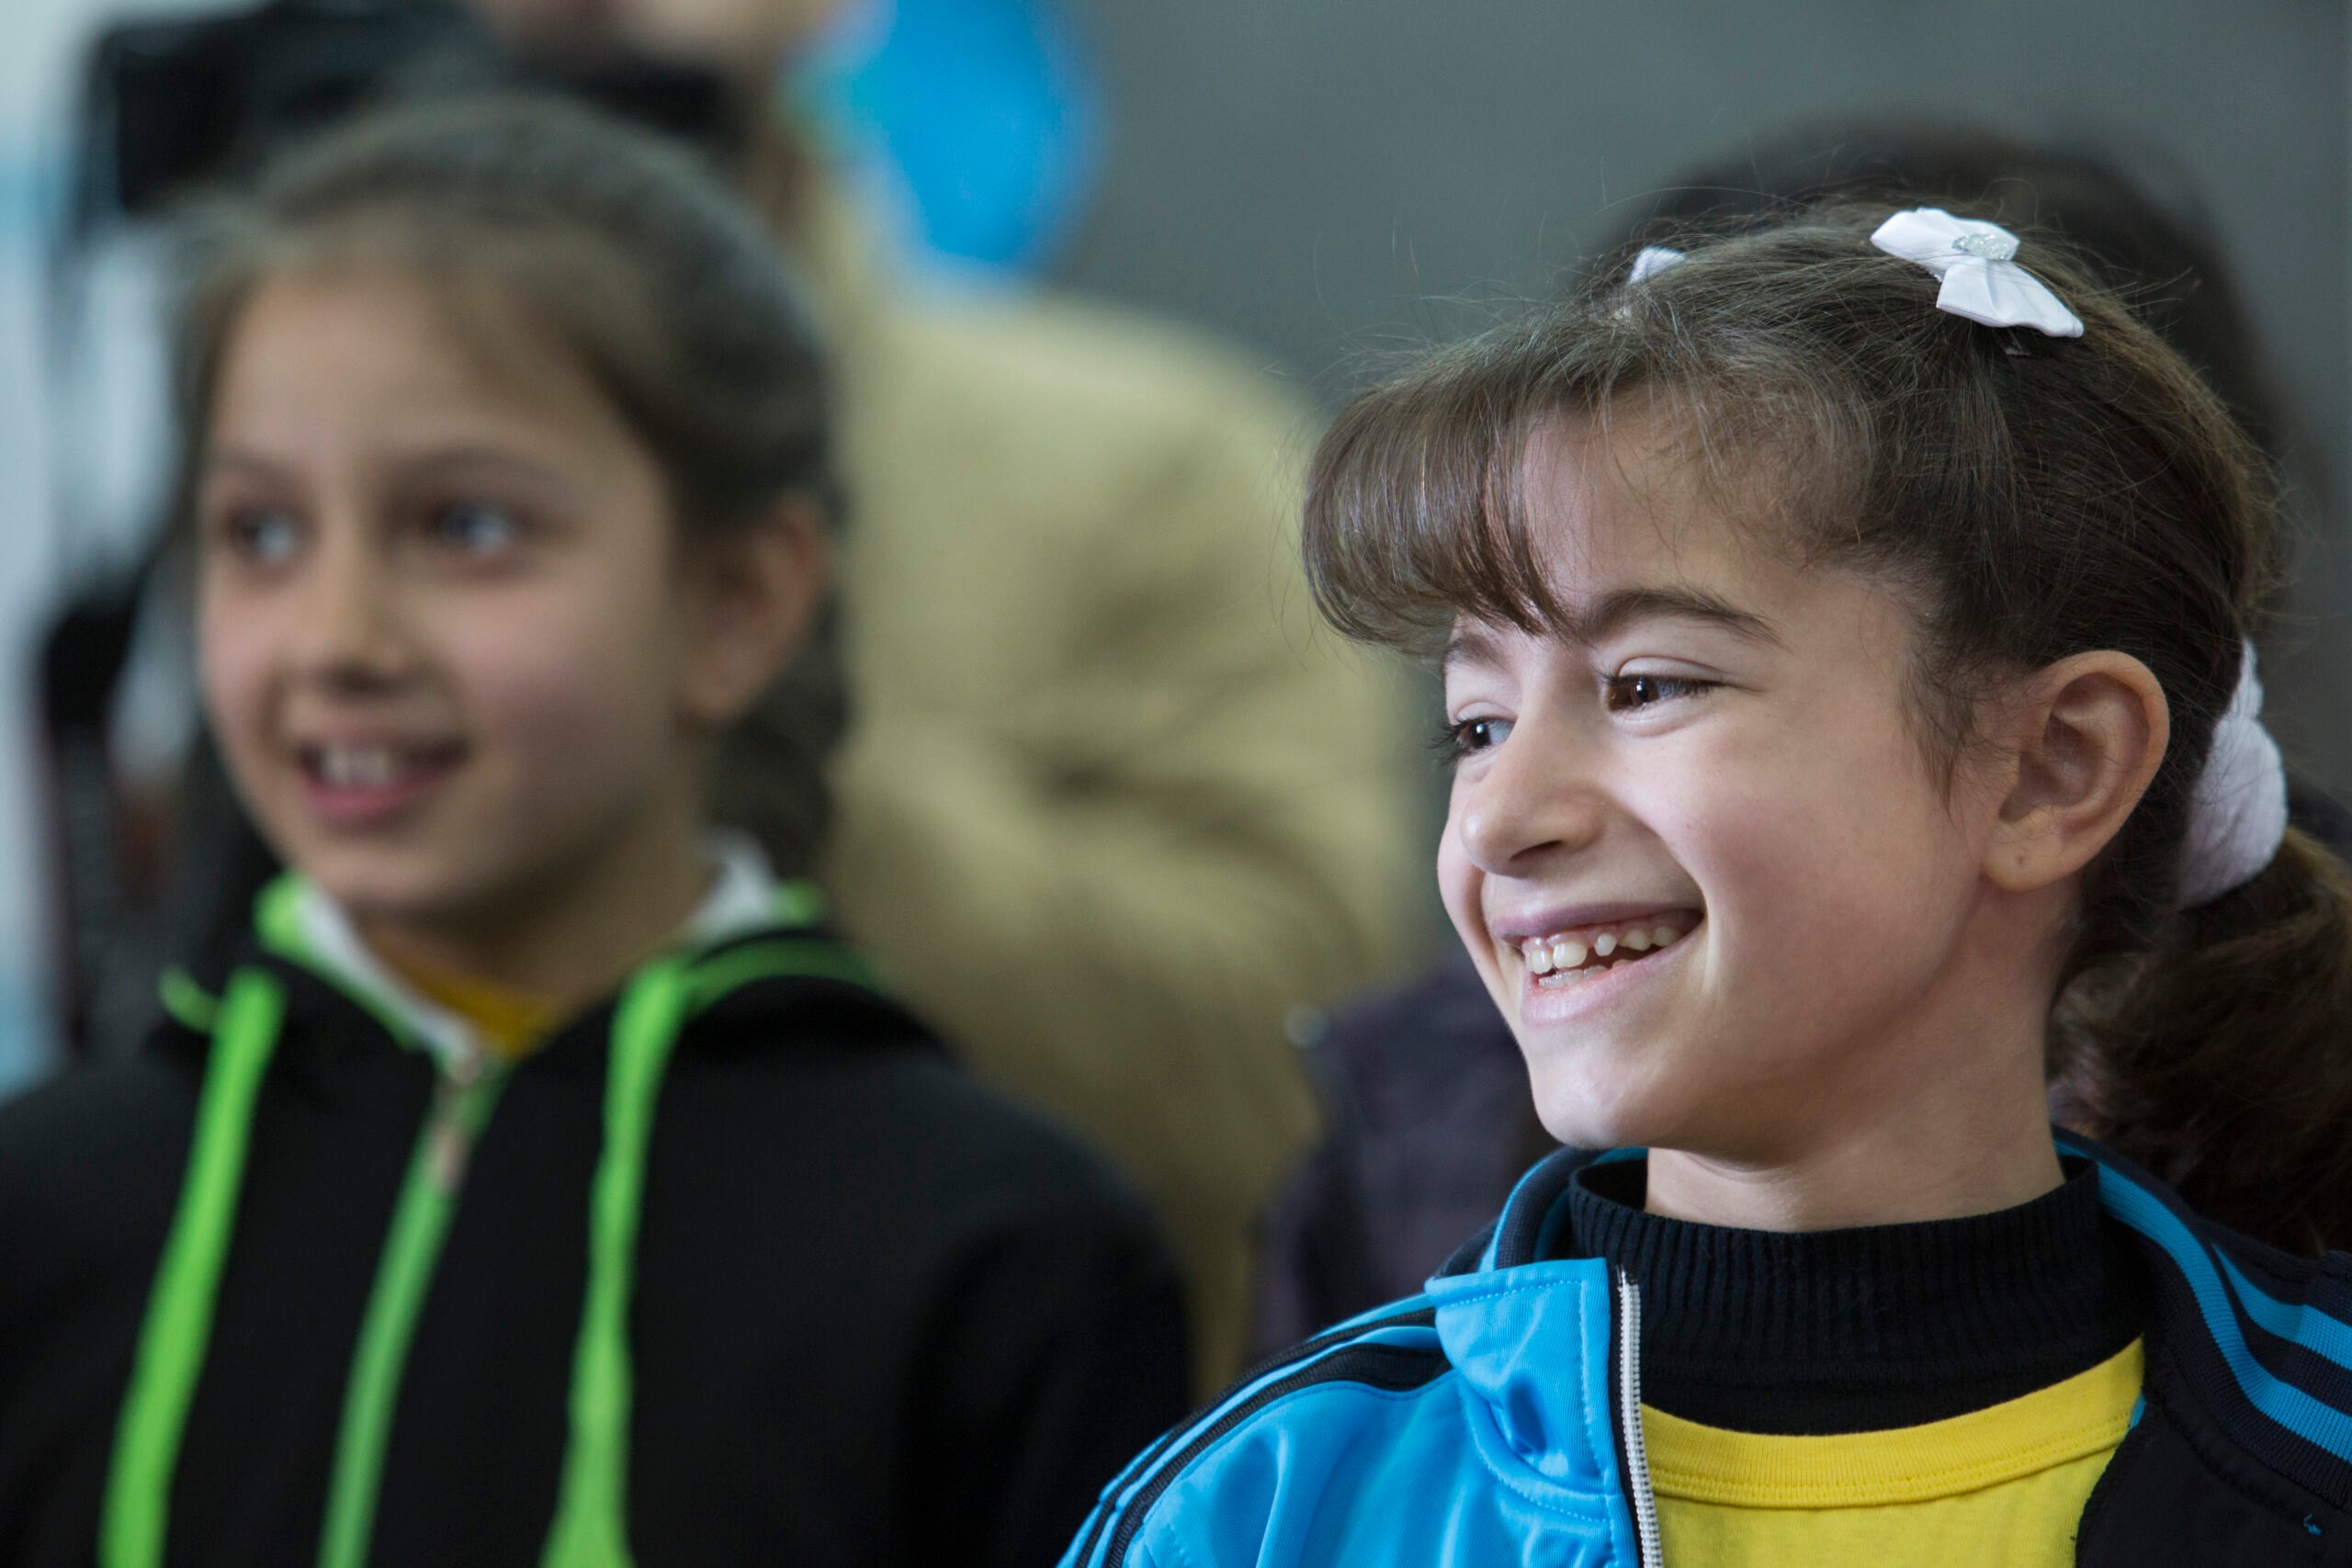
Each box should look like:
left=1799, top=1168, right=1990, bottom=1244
left=1568, top=585, right=1782, bottom=648
left=198, top=446, right=296, bottom=483
left=200, top=443, right=578, bottom=499
left=1442, top=584, right=1782, bottom=669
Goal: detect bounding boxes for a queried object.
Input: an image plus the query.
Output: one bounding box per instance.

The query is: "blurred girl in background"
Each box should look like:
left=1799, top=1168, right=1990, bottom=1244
left=1067, top=206, right=2352, bottom=1566
left=0, top=95, right=1184, bottom=1567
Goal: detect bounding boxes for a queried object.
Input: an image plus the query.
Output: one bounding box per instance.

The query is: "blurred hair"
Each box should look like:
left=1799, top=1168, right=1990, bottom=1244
left=1304, top=202, right=2352, bottom=1255
left=172, top=93, right=844, bottom=875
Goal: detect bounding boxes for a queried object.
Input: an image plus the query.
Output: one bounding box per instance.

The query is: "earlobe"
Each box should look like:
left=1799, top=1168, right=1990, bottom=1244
left=1984, top=651, right=2170, bottom=894
left=678, top=496, right=830, bottom=729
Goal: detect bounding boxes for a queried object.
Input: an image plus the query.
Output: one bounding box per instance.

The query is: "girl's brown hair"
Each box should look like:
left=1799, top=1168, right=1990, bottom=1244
left=1304, top=202, right=2352, bottom=1255
left=174, top=93, right=843, bottom=874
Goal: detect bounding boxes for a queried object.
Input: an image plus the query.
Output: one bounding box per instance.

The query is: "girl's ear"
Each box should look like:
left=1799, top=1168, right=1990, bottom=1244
left=1984, top=650, right=2171, bottom=894
left=675, top=497, right=829, bottom=730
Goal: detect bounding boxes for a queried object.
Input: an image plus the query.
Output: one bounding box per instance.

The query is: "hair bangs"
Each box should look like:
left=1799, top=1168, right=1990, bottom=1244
left=1304, top=327, right=1606, bottom=657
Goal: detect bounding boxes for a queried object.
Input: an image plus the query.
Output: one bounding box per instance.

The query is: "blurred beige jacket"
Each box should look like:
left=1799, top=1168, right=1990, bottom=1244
left=793, top=183, right=1419, bottom=1390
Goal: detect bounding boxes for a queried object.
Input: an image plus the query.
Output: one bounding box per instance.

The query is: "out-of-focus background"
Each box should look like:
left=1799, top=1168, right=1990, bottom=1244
left=0, top=0, right=2345, bottom=1087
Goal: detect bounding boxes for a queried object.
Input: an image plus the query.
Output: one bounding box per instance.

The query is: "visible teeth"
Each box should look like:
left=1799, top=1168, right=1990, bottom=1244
left=1651, top=924, right=1679, bottom=949
left=1620, top=929, right=1652, bottom=952
left=1524, top=941, right=1555, bottom=974
left=1593, top=932, right=1617, bottom=957
left=1550, top=938, right=1587, bottom=970
left=320, top=747, right=405, bottom=788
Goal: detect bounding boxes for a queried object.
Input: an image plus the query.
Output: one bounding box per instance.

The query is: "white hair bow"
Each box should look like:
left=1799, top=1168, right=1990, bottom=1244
left=1628, top=246, right=1686, bottom=284
left=2178, top=642, right=2290, bottom=906
left=1869, top=209, right=2084, bottom=338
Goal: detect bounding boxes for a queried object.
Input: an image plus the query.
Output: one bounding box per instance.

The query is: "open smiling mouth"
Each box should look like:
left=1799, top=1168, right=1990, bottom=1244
left=1516, top=911, right=1702, bottom=988
left=300, top=742, right=467, bottom=790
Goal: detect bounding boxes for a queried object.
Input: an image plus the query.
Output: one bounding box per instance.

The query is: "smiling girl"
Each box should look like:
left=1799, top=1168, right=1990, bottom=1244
left=1061, top=208, right=2352, bottom=1568
left=0, top=96, right=1185, bottom=1567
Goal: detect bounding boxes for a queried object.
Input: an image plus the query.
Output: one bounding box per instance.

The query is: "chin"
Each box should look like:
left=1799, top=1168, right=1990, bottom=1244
left=297, top=845, right=494, bottom=929
left=1525, top=1067, right=1656, bottom=1154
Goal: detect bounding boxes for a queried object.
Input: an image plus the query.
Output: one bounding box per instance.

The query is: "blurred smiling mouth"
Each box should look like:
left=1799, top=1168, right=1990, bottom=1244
left=1515, top=910, right=1702, bottom=988
left=295, top=740, right=467, bottom=824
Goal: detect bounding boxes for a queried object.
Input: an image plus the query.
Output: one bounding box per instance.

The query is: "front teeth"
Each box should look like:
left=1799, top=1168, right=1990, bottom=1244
left=1517, top=917, right=1692, bottom=982
left=319, top=747, right=403, bottom=787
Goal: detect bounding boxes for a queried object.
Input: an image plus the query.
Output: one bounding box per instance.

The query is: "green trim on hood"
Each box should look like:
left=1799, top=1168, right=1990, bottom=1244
left=157, top=967, right=220, bottom=1034
left=254, top=875, right=426, bottom=1052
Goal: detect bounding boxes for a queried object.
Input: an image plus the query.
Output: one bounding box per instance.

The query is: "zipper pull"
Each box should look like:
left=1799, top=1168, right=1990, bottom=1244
left=424, top=1052, right=492, bottom=1192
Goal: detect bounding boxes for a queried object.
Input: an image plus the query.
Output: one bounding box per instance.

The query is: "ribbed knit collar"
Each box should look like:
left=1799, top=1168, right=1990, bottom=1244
left=1568, top=1156, right=2146, bottom=1434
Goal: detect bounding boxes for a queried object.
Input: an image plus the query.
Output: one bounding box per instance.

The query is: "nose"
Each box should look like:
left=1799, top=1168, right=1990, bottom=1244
left=1451, top=721, right=1606, bottom=875
left=288, top=529, right=417, bottom=693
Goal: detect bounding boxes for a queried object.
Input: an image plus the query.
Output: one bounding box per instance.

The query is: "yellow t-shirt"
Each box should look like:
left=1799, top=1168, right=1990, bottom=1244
left=1643, top=1340, right=2143, bottom=1567
left=387, top=958, right=563, bottom=1061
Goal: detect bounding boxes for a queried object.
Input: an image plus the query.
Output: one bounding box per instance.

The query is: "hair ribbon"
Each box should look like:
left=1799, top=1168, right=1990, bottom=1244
left=2179, top=642, right=2290, bottom=906
left=1869, top=209, right=2084, bottom=338
left=1627, top=245, right=1687, bottom=284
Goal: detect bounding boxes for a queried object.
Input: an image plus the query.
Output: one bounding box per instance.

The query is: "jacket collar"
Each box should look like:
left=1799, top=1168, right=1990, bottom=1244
left=1419, top=1148, right=1637, bottom=1518
left=1429, top=1137, right=2352, bottom=1515
left=247, top=832, right=823, bottom=1068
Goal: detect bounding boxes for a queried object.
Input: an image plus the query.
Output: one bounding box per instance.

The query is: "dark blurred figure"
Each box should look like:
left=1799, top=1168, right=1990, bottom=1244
left=1253, top=122, right=2352, bottom=1356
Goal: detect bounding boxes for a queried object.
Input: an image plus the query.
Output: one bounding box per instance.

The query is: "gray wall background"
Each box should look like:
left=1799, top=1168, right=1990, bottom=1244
left=1055, top=0, right=2352, bottom=795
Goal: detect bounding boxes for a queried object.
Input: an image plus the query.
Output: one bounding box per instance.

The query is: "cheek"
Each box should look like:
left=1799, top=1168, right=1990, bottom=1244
left=196, top=581, right=276, bottom=760
left=1435, top=813, right=1483, bottom=951
left=1693, top=709, right=1973, bottom=990
left=439, top=581, right=684, bottom=769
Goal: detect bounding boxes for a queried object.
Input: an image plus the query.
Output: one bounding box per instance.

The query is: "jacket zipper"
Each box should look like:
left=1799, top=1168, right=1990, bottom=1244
left=1614, top=1269, right=1664, bottom=1568
left=314, top=1048, right=506, bottom=1568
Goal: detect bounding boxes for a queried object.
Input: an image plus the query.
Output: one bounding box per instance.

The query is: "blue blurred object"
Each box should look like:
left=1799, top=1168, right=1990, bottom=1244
left=0, top=151, right=61, bottom=244
left=793, top=0, right=1103, bottom=277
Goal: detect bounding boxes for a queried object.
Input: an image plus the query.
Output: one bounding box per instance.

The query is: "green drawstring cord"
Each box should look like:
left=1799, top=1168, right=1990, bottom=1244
left=538, top=955, right=692, bottom=1568
left=315, top=1067, right=508, bottom=1568
left=103, top=933, right=871, bottom=1566
left=100, top=968, right=287, bottom=1568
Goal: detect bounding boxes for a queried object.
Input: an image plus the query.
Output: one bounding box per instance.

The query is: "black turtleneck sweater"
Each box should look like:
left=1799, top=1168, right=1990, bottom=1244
left=1567, top=1157, right=2146, bottom=1434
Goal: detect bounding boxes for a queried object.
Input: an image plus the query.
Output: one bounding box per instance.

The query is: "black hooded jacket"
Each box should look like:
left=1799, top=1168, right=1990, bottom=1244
left=0, top=891, right=1188, bottom=1566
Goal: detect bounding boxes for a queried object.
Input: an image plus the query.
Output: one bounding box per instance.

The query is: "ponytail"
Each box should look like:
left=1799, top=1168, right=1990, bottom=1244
left=2051, top=828, right=2352, bottom=1257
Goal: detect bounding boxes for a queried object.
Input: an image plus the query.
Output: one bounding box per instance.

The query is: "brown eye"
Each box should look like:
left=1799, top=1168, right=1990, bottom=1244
left=1464, top=717, right=1512, bottom=750
left=1606, top=674, right=1711, bottom=712
left=1436, top=716, right=1513, bottom=762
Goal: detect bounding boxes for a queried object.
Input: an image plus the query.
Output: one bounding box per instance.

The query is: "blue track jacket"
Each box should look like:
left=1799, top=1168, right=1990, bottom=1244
left=1063, top=1134, right=2352, bottom=1567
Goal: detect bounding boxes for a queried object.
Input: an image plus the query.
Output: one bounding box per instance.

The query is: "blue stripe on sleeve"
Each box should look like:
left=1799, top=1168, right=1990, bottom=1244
left=2066, top=1137, right=2352, bottom=1460
left=2220, top=1254, right=2352, bottom=1376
